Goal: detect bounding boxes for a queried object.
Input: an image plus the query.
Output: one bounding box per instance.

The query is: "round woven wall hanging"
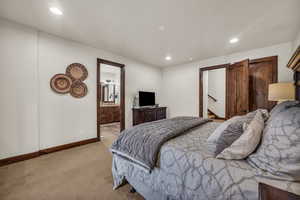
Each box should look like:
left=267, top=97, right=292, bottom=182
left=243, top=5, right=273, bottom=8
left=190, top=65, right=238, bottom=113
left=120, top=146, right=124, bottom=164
left=50, top=74, right=72, bottom=94
left=70, top=80, right=88, bottom=98
left=66, top=63, right=88, bottom=81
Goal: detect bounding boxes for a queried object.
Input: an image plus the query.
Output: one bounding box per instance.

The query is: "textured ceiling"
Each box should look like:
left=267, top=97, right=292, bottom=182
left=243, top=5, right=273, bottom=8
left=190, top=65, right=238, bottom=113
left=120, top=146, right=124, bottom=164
left=0, top=0, right=299, bottom=67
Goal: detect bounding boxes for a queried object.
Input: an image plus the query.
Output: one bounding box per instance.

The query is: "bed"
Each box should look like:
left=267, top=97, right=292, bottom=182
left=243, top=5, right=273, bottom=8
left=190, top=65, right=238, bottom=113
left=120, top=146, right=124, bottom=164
left=111, top=114, right=300, bottom=200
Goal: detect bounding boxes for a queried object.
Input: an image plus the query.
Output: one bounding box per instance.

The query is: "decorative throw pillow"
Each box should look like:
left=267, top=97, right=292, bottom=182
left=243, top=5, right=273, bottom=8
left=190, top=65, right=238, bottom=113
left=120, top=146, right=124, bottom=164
left=216, top=110, right=265, bottom=160
left=247, top=103, right=300, bottom=181
left=242, top=109, right=269, bottom=131
left=207, top=111, right=258, bottom=156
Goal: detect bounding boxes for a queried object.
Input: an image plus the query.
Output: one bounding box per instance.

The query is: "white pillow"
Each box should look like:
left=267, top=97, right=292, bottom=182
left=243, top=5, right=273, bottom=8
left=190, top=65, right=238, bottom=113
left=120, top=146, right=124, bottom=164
left=216, top=110, right=265, bottom=160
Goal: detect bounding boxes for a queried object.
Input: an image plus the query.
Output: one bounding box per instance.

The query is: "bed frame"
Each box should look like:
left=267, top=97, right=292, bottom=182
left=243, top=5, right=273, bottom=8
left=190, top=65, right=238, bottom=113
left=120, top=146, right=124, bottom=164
left=295, top=72, right=300, bottom=101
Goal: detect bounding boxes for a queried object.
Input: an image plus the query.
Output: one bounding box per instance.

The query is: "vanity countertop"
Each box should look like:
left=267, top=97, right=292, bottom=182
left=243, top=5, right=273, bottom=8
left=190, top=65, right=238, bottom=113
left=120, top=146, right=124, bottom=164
left=101, top=104, right=120, bottom=107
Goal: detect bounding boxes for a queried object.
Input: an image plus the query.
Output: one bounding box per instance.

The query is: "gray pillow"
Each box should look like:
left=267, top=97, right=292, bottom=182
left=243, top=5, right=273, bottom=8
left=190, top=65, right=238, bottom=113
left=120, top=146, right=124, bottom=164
left=207, top=111, right=258, bottom=156
left=217, top=110, right=265, bottom=160
left=247, top=103, right=300, bottom=181
left=268, top=101, right=299, bottom=122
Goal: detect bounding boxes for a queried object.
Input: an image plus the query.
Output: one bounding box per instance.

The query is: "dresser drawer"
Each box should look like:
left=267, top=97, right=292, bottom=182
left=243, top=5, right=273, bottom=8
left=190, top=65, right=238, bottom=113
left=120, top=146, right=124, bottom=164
left=144, top=110, right=156, bottom=122
left=156, top=108, right=166, bottom=120
left=132, top=107, right=167, bottom=125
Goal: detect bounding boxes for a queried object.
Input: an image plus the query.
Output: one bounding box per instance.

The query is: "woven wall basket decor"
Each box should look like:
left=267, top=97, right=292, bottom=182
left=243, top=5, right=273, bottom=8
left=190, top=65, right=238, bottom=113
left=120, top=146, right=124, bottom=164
left=70, top=80, right=88, bottom=98
left=66, top=63, right=88, bottom=81
left=50, top=74, right=72, bottom=94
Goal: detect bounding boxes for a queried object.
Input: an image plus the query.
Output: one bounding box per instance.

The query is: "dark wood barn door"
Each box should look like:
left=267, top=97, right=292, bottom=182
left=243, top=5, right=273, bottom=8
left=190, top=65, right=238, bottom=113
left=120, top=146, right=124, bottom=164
left=249, top=56, right=278, bottom=111
left=227, top=59, right=249, bottom=118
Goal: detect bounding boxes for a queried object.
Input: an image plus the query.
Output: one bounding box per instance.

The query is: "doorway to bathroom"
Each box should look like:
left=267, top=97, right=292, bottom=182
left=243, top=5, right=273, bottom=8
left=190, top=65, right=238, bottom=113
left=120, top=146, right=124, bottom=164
left=97, top=58, right=125, bottom=141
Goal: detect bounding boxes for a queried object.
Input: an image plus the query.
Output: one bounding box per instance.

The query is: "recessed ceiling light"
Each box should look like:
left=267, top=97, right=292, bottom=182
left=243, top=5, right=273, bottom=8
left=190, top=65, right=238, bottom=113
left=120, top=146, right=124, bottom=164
left=165, top=56, right=172, bottom=61
left=49, top=7, right=63, bottom=15
left=229, top=37, right=239, bottom=44
left=189, top=57, right=193, bottom=61
left=159, top=25, right=165, bottom=31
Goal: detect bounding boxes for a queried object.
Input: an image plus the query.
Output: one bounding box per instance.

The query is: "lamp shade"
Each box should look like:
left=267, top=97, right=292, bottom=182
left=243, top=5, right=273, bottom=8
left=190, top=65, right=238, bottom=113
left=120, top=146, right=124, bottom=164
left=268, top=83, right=295, bottom=101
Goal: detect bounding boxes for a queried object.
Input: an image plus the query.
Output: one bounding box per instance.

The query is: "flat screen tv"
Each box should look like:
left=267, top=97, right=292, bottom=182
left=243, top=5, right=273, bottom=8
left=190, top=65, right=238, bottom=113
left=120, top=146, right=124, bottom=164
left=139, top=91, right=155, bottom=107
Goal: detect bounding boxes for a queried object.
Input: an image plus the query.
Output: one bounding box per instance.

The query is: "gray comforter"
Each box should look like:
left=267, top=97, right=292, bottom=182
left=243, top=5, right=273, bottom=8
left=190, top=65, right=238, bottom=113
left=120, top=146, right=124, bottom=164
left=111, top=116, right=211, bottom=171
left=112, top=122, right=300, bottom=200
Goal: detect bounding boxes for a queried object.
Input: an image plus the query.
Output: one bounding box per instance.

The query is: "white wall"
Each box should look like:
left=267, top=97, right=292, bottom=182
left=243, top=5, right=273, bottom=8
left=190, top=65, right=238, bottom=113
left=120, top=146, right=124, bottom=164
left=207, top=68, right=226, bottom=118
left=293, top=30, right=300, bottom=51
left=162, top=42, right=294, bottom=118
left=39, top=33, right=162, bottom=149
left=0, top=19, right=39, bottom=159
left=101, top=72, right=119, bottom=83
left=0, top=18, right=162, bottom=158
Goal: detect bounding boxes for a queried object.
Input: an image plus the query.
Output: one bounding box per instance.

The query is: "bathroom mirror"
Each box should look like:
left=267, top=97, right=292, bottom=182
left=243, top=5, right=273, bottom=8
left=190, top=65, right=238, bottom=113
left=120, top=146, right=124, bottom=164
left=102, top=83, right=116, bottom=103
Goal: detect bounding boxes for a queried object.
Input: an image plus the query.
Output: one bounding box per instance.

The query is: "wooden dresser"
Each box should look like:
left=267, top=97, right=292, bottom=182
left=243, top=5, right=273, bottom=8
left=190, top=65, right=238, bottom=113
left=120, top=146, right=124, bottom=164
left=99, top=105, right=120, bottom=124
left=132, top=107, right=167, bottom=126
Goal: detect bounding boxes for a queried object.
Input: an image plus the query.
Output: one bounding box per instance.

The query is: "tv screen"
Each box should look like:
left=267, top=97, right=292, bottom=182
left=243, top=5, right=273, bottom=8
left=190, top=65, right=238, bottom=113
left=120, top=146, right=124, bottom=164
left=139, top=91, right=155, bottom=107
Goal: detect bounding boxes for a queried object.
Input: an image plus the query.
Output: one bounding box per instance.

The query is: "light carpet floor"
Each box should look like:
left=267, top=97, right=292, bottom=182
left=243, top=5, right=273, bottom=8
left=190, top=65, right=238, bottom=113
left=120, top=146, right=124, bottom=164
left=100, top=123, right=121, bottom=137
left=0, top=127, right=144, bottom=200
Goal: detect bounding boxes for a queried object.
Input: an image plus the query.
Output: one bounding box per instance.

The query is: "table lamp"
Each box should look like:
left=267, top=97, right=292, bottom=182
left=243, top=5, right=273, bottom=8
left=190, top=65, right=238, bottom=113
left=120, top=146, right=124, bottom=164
left=268, top=82, right=295, bottom=103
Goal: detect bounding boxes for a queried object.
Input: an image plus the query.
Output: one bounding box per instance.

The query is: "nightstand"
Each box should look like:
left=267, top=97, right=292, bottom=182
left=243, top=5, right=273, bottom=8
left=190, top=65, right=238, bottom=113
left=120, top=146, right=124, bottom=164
left=259, top=183, right=300, bottom=200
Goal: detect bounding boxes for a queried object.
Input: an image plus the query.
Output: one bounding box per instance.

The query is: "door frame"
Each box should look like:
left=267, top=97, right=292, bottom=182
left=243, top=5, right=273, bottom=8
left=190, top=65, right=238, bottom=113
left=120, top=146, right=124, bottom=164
left=199, top=63, right=230, bottom=119
left=97, top=58, right=125, bottom=140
